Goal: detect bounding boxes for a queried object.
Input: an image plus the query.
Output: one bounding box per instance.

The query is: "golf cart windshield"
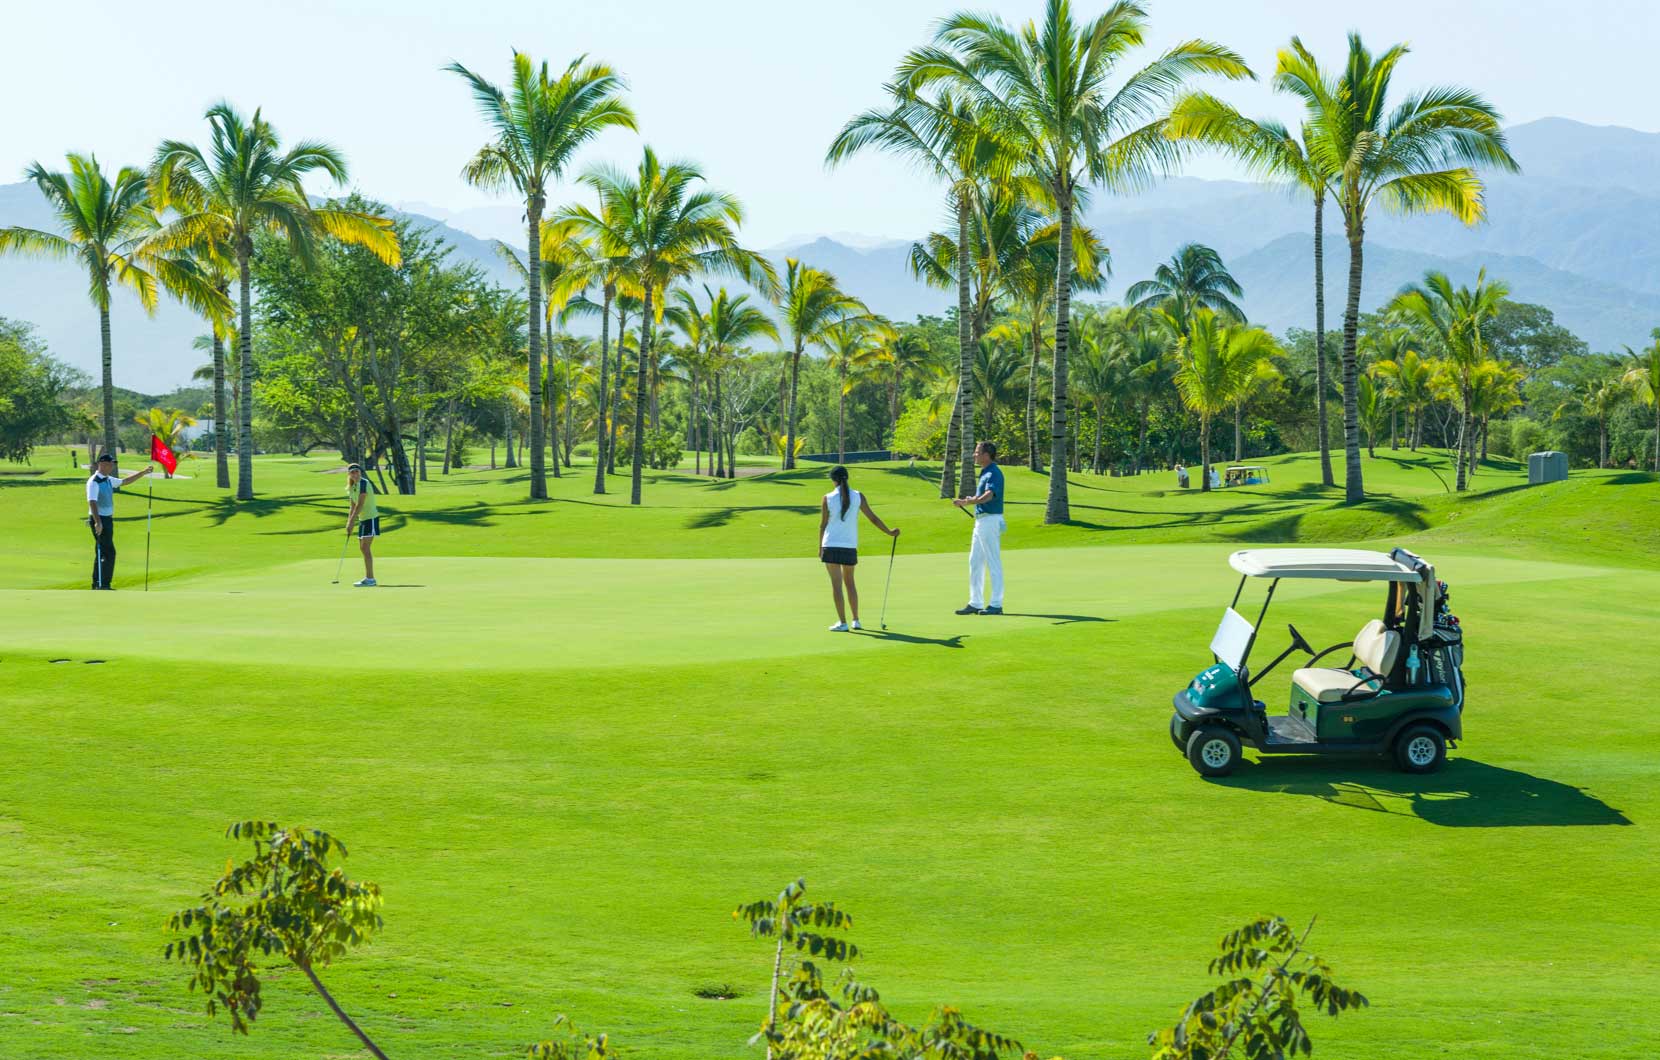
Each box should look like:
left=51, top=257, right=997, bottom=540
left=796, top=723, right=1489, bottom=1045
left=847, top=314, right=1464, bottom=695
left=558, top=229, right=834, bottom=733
left=1211, top=608, right=1254, bottom=671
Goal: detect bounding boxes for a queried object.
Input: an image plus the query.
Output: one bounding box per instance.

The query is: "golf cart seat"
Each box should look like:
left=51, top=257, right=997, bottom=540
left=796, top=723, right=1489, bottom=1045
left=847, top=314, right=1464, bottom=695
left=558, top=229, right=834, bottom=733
left=1291, top=620, right=1401, bottom=703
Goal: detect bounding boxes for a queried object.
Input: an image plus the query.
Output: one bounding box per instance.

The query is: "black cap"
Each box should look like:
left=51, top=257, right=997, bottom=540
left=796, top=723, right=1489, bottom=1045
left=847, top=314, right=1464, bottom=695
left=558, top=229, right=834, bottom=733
left=346, top=463, right=363, bottom=473
left=96, top=453, right=115, bottom=463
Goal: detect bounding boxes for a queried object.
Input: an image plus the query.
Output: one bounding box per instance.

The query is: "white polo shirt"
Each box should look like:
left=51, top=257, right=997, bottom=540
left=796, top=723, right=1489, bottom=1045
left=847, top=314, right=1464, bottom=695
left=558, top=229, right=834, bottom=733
left=86, top=472, right=120, bottom=516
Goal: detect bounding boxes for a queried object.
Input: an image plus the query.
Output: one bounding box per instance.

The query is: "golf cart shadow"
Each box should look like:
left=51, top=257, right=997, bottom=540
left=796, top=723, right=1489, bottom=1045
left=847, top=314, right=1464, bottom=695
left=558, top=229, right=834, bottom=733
left=1223, top=757, right=1630, bottom=828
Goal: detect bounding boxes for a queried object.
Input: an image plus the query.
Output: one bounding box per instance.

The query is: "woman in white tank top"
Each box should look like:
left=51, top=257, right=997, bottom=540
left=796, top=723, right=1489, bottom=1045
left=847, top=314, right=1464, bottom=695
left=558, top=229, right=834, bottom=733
left=818, top=465, right=899, bottom=631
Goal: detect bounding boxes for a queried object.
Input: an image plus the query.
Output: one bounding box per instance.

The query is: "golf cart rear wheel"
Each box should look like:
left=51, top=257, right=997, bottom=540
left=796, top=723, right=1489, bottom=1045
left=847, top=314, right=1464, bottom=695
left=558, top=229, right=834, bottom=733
left=1394, top=725, right=1447, bottom=774
left=1186, top=726, right=1241, bottom=778
left=1169, top=713, right=1189, bottom=752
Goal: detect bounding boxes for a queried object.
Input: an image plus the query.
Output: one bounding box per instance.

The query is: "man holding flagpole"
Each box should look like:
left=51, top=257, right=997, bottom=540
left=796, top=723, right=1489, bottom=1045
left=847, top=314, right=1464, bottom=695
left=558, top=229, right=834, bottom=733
left=85, top=453, right=154, bottom=590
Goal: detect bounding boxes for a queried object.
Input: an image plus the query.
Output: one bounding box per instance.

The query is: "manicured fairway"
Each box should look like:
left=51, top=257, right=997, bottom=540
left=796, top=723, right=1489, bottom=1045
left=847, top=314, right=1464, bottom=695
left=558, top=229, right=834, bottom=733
left=1, top=452, right=1656, bottom=1059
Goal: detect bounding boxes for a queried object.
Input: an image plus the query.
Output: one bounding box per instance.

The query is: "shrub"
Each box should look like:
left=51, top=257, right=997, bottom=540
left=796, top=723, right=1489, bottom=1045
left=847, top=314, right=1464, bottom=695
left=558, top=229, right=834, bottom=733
left=1503, top=417, right=1547, bottom=458
left=891, top=399, right=946, bottom=459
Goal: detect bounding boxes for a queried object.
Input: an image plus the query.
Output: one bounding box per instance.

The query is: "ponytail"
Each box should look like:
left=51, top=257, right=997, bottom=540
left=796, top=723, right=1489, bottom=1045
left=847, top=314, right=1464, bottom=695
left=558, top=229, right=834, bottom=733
left=829, top=465, right=852, bottom=520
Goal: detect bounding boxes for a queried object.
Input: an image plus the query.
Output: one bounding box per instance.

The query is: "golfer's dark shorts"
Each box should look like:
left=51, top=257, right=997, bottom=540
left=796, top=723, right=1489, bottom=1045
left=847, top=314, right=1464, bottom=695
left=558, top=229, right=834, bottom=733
left=358, top=517, right=381, bottom=539
left=820, top=546, right=857, bottom=566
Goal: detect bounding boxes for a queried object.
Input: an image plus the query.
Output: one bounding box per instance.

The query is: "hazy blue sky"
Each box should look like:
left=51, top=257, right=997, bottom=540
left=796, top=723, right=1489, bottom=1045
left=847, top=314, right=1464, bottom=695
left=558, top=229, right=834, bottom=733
left=4, top=0, right=1656, bottom=245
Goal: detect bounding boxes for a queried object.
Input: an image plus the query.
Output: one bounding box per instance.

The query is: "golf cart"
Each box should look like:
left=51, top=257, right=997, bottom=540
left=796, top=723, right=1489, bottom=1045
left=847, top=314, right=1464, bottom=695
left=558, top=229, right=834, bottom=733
left=1169, top=547, right=1465, bottom=778
left=1222, top=465, right=1270, bottom=488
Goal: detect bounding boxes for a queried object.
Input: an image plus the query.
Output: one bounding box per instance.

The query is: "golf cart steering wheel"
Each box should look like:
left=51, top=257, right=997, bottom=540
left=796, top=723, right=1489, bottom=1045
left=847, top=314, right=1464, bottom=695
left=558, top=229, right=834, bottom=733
left=1287, top=623, right=1314, bottom=656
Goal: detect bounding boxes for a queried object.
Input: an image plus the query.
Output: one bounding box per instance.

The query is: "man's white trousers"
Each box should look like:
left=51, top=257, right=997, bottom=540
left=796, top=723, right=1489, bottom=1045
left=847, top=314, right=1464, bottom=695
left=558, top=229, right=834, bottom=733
left=968, top=512, right=1005, bottom=609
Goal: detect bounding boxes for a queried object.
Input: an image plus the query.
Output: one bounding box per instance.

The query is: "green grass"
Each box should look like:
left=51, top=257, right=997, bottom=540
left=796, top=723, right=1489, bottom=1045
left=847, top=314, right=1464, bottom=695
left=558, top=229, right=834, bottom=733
left=1, top=448, right=1656, bottom=1059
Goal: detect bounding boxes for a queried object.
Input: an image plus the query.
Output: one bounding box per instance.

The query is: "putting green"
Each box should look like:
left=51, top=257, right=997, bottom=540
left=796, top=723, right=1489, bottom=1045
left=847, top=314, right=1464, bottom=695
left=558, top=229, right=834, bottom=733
left=1, top=451, right=1655, bottom=1060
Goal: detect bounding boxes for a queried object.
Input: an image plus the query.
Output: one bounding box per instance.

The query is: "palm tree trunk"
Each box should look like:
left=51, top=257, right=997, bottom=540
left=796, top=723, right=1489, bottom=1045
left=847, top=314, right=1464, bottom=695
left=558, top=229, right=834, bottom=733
left=1455, top=384, right=1470, bottom=491
left=416, top=382, right=427, bottom=483
left=1233, top=403, right=1244, bottom=462
left=1044, top=187, right=1074, bottom=523
left=1199, top=416, right=1211, bottom=493
left=955, top=191, right=976, bottom=498
left=594, top=287, right=612, bottom=494
left=939, top=387, right=961, bottom=498
left=212, top=279, right=230, bottom=489
left=524, top=203, right=547, bottom=499
left=1134, top=401, right=1148, bottom=474
left=97, top=304, right=116, bottom=462
left=1390, top=406, right=1398, bottom=450
left=1092, top=398, right=1104, bottom=472
left=785, top=338, right=804, bottom=470
left=236, top=245, right=255, bottom=501
left=1314, top=191, right=1334, bottom=488
left=546, top=319, right=561, bottom=479
left=609, top=304, right=626, bottom=476
left=1340, top=220, right=1366, bottom=504
left=1653, top=402, right=1659, bottom=472
left=1598, top=412, right=1607, bottom=468
left=298, top=962, right=390, bottom=1060
left=837, top=361, right=847, bottom=462
left=1026, top=319, right=1042, bottom=471
left=630, top=284, right=652, bottom=504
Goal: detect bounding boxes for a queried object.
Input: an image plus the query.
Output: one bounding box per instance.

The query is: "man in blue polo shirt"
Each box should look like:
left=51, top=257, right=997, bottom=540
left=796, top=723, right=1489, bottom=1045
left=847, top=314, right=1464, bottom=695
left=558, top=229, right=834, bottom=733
left=951, top=440, right=1005, bottom=615
left=85, top=453, right=154, bottom=589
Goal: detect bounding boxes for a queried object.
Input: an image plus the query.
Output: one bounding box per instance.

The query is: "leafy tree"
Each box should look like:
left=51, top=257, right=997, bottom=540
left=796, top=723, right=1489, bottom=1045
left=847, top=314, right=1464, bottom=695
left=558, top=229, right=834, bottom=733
left=1275, top=34, right=1517, bottom=503
left=901, top=0, right=1249, bottom=521
left=151, top=102, right=399, bottom=500
left=1148, top=916, right=1367, bottom=1060
left=0, top=154, right=223, bottom=459
left=448, top=52, right=636, bottom=500
left=1553, top=369, right=1627, bottom=468
left=735, top=879, right=858, bottom=1058
left=165, top=822, right=389, bottom=1059
left=1373, top=346, right=1436, bottom=450
left=0, top=318, right=80, bottom=463
left=1484, top=300, right=1587, bottom=371
left=773, top=260, right=869, bottom=470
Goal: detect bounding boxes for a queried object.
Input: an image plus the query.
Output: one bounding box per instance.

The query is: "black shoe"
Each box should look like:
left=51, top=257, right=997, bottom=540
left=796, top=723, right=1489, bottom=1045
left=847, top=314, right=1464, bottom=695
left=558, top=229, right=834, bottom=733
left=954, top=604, right=981, bottom=615
left=978, top=606, right=1003, bottom=615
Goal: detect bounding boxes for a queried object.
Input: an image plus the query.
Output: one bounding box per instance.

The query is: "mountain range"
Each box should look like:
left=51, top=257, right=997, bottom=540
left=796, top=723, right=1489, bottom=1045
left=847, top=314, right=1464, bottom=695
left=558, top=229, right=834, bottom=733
left=3, top=117, right=1657, bottom=389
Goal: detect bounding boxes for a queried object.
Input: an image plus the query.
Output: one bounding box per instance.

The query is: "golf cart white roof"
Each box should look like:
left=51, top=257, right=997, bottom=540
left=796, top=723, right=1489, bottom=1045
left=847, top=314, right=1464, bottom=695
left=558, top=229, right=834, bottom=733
left=1225, top=465, right=1269, bottom=471
left=1228, top=548, right=1422, bottom=582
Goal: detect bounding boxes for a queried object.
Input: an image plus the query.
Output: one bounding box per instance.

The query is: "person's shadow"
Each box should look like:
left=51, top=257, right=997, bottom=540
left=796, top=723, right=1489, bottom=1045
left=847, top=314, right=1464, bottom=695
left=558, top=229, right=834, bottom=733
left=857, top=630, right=966, bottom=649
left=1219, top=757, right=1630, bottom=828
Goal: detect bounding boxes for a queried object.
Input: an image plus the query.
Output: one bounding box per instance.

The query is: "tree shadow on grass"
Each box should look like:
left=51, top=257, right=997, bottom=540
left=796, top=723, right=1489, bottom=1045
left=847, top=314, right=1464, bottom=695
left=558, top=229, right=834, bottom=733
left=685, top=504, right=816, bottom=529
left=1219, top=757, right=1630, bottom=827
left=1601, top=471, right=1658, bottom=485
left=857, top=630, right=966, bottom=648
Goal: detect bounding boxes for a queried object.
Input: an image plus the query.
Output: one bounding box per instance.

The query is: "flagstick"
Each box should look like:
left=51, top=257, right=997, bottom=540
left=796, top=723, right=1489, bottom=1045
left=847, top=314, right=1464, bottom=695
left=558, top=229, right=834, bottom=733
left=145, top=483, right=152, bottom=592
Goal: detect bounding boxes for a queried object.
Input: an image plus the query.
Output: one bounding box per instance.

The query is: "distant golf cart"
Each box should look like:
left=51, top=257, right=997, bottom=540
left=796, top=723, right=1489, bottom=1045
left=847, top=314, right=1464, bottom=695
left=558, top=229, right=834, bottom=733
left=1170, top=548, right=1465, bottom=778
left=1221, top=465, right=1270, bottom=488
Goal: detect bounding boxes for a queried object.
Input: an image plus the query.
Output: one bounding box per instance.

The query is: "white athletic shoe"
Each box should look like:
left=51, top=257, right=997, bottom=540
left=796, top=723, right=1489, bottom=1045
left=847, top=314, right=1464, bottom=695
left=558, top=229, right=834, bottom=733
left=850, top=620, right=863, bottom=630
left=828, top=621, right=849, bottom=632
left=354, top=578, right=377, bottom=587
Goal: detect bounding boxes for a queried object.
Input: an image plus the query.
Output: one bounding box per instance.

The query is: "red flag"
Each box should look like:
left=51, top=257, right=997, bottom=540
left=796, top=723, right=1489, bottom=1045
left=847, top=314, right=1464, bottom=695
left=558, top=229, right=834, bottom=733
left=150, top=434, right=178, bottom=476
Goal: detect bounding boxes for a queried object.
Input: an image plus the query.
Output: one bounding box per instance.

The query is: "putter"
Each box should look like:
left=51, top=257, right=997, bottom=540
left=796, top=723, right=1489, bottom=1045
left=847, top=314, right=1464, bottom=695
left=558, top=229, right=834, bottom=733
left=879, top=533, right=898, bottom=629
left=331, top=529, right=351, bottom=584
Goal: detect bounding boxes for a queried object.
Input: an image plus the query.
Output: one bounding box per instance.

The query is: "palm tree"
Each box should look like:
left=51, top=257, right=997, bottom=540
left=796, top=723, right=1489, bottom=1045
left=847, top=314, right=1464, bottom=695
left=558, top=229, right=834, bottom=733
left=829, top=88, right=1007, bottom=498
left=1621, top=337, right=1660, bottom=472
left=1356, top=372, right=1387, bottom=458
left=0, top=154, right=222, bottom=460
left=1464, top=358, right=1525, bottom=472
left=900, top=0, right=1250, bottom=521
left=1276, top=34, right=1517, bottom=503
left=774, top=259, right=867, bottom=470
left=150, top=102, right=399, bottom=500
left=1388, top=269, right=1509, bottom=490
left=853, top=331, right=932, bottom=446
left=1125, top=243, right=1245, bottom=328
left=447, top=53, right=636, bottom=500
left=1373, top=346, right=1435, bottom=450
left=701, top=287, right=779, bottom=478
left=819, top=317, right=891, bottom=461
left=133, top=408, right=198, bottom=476
left=1171, top=309, right=1281, bottom=491
left=1166, top=95, right=1337, bottom=486
left=564, top=147, right=773, bottom=502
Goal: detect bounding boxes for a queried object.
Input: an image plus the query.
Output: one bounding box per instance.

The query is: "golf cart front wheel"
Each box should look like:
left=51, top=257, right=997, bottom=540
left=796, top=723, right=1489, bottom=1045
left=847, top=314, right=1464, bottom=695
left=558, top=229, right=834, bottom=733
left=1394, top=725, right=1447, bottom=774
left=1186, top=726, right=1241, bottom=778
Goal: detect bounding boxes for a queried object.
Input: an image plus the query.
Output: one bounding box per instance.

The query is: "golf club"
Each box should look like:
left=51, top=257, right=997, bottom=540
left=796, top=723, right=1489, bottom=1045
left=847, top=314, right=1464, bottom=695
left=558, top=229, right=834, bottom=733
left=907, top=461, right=973, bottom=518
left=879, top=532, right=898, bottom=629
left=331, top=528, right=352, bottom=584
